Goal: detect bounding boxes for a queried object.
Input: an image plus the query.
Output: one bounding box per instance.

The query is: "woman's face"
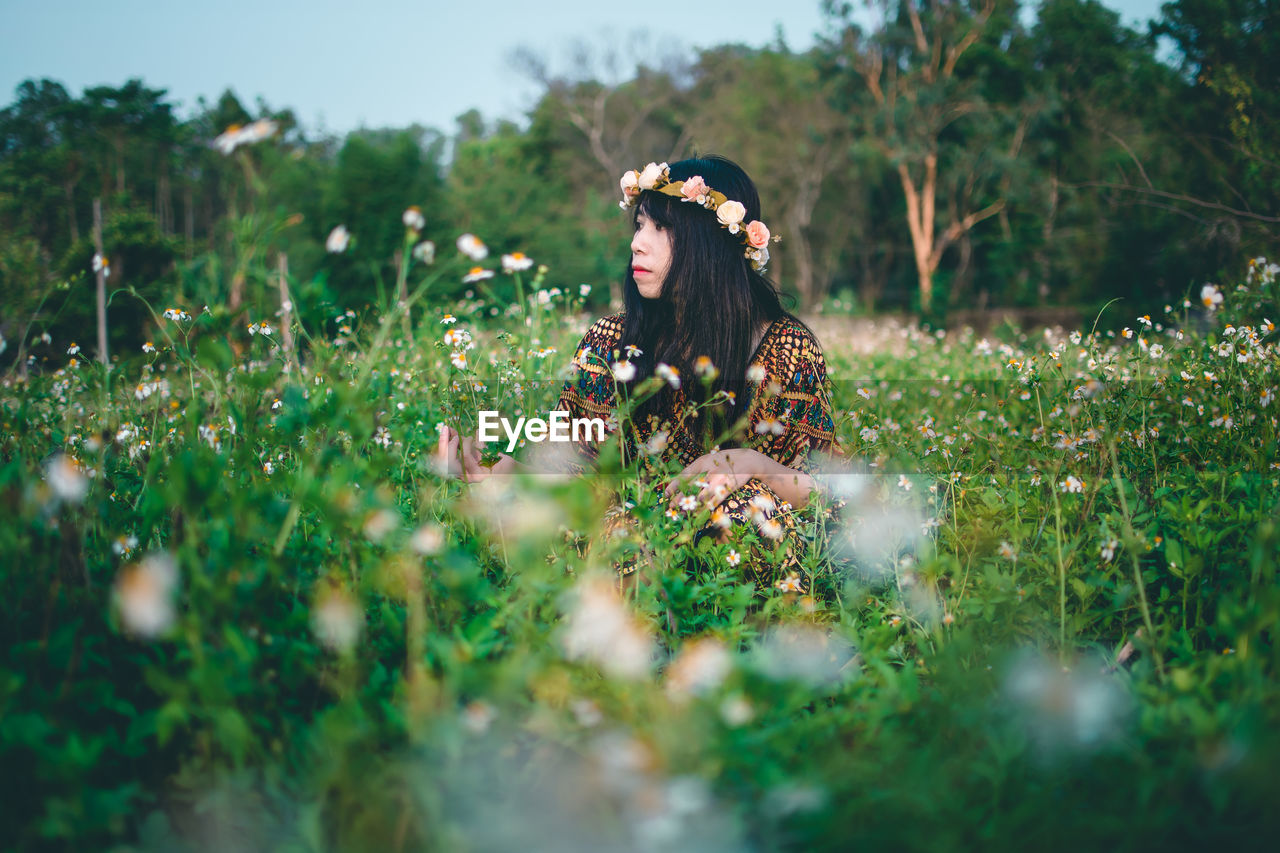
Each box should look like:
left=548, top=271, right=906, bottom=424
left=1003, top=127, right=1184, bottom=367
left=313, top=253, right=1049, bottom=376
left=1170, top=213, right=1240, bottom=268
left=630, top=210, right=672, bottom=300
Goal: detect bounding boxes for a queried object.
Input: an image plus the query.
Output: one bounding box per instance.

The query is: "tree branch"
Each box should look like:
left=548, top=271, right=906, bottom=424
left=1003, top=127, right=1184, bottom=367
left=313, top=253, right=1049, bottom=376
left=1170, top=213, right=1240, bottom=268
left=1065, top=181, right=1280, bottom=223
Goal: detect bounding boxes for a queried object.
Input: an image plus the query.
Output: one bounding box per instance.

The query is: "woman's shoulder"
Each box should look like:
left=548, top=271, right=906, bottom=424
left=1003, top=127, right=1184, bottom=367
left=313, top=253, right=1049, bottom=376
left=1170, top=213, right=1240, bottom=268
left=570, top=312, right=626, bottom=370
left=761, top=315, right=826, bottom=374
left=586, top=311, right=624, bottom=343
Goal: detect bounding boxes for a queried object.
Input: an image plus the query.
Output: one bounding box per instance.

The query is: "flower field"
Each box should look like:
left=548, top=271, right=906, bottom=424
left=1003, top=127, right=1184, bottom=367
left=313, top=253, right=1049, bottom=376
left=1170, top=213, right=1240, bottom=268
left=2, top=242, right=1278, bottom=850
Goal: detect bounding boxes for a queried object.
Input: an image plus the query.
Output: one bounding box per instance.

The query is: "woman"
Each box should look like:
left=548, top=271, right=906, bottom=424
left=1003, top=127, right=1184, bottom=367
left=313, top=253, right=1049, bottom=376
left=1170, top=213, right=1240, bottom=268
left=439, top=155, right=837, bottom=590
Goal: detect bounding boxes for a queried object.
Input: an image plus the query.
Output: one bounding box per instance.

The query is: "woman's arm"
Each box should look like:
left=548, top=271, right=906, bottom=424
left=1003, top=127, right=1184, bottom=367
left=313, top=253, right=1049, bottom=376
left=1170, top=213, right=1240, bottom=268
left=664, top=448, right=816, bottom=510
left=435, top=426, right=576, bottom=484
left=755, top=452, right=818, bottom=509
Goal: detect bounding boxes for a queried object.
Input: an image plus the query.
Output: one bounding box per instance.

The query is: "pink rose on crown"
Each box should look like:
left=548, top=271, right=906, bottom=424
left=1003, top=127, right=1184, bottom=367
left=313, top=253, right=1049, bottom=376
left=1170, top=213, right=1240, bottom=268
left=638, top=162, right=666, bottom=190
left=680, top=176, right=709, bottom=203
left=746, top=220, right=770, bottom=248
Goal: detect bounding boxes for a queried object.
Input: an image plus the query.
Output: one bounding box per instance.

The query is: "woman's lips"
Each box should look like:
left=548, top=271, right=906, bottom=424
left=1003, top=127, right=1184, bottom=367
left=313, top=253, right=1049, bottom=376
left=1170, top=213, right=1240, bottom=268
left=632, top=265, right=649, bottom=274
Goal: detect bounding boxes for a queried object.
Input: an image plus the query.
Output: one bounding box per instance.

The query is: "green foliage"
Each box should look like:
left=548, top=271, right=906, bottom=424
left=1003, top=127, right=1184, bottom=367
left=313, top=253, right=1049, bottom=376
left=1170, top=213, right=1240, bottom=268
left=2, top=1, right=1278, bottom=330
left=1, top=204, right=1278, bottom=847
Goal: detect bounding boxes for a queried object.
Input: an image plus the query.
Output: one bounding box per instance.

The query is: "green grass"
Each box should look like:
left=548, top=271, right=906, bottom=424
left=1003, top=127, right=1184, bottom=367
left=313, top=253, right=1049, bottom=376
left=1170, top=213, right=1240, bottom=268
left=2, top=243, right=1278, bottom=851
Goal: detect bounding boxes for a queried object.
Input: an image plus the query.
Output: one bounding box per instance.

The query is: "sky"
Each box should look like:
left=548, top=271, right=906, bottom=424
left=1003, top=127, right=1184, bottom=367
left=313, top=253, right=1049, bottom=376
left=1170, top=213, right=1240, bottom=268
left=1, top=0, right=1167, bottom=137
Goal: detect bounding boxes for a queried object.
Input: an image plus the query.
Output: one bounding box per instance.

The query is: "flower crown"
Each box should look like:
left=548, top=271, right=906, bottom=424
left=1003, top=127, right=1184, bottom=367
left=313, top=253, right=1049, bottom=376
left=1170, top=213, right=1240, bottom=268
left=619, top=162, right=779, bottom=271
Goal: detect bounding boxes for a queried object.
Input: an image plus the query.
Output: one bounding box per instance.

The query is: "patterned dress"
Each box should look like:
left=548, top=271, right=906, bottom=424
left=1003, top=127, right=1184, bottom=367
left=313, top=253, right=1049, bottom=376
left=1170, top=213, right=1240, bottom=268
left=555, top=313, right=839, bottom=591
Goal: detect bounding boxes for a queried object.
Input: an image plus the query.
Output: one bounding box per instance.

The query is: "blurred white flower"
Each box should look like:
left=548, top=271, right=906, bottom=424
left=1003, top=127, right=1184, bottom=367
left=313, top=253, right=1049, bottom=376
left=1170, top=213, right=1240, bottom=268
left=412, top=240, right=435, bottom=264
left=45, top=453, right=88, bottom=503
left=457, top=233, right=488, bottom=260
left=213, top=118, right=278, bottom=155
left=463, top=266, right=494, bottom=283
left=462, top=700, right=497, bottom=734
left=312, top=586, right=361, bottom=652
left=757, top=517, right=784, bottom=541
left=362, top=508, right=398, bottom=541
left=719, top=694, right=754, bottom=726
left=570, top=698, right=603, bottom=727
left=562, top=575, right=653, bottom=679
left=114, top=552, right=179, bottom=638
left=611, top=360, right=636, bottom=382
left=502, top=252, right=534, bottom=272
left=641, top=430, right=669, bottom=457
left=326, top=225, right=351, bottom=253
left=753, top=625, right=855, bottom=687
left=411, top=523, right=445, bottom=555
left=112, top=533, right=139, bottom=556
left=666, top=637, right=732, bottom=699
left=1200, top=284, right=1223, bottom=310
left=775, top=573, right=803, bottom=592
left=1004, top=652, right=1130, bottom=752
left=402, top=206, right=425, bottom=232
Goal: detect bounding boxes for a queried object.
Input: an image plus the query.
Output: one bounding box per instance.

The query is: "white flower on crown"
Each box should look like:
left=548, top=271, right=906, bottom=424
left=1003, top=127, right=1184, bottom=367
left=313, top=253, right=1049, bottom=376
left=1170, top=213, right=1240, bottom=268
left=717, top=200, right=746, bottom=233
left=638, top=162, right=667, bottom=190
left=620, top=170, right=640, bottom=199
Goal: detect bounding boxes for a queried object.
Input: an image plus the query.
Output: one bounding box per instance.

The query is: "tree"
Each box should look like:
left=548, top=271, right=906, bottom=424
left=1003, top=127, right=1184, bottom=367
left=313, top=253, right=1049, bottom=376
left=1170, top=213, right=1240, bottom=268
left=0, top=79, right=87, bottom=253
left=511, top=36, right=693, bottom=183
left=1151, top=0, right=1279, bottom=238
left=823, top=0, right=1019, bottom=315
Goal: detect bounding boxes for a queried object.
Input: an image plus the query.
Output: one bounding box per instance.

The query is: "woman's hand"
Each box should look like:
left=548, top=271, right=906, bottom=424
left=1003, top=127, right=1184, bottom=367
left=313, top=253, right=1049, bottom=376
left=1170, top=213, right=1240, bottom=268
left=663, top=449, right=767, bottom=507
left=664, top=448, right=814, bottom=510
left=435, top=425, right=516, bottom=483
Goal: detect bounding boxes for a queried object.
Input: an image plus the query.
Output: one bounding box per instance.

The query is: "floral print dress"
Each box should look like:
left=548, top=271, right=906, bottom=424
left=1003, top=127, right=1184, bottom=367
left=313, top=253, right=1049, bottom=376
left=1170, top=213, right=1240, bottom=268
left=555, top=313, right=838, bottom=591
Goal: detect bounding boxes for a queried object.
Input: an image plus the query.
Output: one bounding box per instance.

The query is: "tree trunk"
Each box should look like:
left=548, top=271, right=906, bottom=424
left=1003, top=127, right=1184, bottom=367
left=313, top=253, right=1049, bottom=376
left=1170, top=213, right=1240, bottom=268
left=948, top=233, right=973, bottom=309
left=63, top=182, right=80, bottom=245
left=93, top=199, right=108, bottom=367
left=898, top=158, right=938, bottom=314
left=1037, top=174, right=1059, bottom=305
left=114, top=136, right=126, bottom=196
left=277, top=253, right=300, bottom=374
left=395, top=249, right=411, bottom=340
left=787, top=214, right=815, bottom=311
left=156, top=158, right=173, bottom=235
left=184, top=186, right=195, bottom=259
left=916, top=266, right=934, bottom=315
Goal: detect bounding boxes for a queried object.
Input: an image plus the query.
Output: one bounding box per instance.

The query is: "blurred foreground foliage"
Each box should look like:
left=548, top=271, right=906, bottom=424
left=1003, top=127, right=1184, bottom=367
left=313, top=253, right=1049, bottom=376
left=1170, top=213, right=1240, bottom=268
left=1, top=213, right=1278, bottom=847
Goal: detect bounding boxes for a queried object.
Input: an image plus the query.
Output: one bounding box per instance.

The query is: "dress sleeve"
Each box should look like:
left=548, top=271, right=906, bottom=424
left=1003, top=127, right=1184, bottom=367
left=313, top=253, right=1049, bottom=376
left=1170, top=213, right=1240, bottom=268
left=753, top=326, right=836, bottom=474
left=553, top=314, right=624, bottom=468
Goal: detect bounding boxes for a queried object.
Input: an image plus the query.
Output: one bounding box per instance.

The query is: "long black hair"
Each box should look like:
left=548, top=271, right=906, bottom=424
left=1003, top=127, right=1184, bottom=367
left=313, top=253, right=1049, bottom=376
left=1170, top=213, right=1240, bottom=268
left=617, top=154, right=796, bottom=448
